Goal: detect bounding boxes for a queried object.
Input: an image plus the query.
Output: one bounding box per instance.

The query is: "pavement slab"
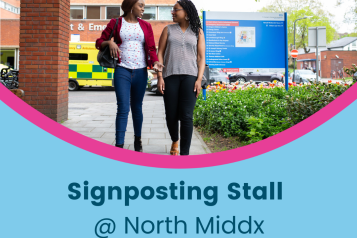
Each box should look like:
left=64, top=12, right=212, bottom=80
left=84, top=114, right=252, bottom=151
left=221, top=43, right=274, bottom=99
left=62, top=100, right=211, bottom=155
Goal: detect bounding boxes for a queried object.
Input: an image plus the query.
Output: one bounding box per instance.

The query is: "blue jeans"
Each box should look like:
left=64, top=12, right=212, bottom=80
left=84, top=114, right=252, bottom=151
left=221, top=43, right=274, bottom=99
left=114, top=66, right=148, bottom=145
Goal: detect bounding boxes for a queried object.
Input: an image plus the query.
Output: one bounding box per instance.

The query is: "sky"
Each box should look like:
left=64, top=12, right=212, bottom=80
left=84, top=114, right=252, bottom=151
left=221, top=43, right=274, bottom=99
left=192, top=0, right=355, bottom=33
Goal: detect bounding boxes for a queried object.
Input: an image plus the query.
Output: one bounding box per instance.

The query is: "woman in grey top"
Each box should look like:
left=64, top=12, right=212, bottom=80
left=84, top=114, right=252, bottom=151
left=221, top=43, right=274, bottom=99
left=155, top=0, right=206, bottom=156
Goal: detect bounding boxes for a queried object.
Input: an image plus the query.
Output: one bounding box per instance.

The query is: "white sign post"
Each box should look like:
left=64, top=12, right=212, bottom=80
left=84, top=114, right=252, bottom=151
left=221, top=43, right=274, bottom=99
left=308, top=27, right=326, bottom=82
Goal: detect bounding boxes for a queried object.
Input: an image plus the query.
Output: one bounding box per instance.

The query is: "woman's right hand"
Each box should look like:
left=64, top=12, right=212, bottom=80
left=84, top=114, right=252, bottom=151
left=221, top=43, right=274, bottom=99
left=157, top=77, right=165, bottom=95
left=109, top=41, right=121, bottom=59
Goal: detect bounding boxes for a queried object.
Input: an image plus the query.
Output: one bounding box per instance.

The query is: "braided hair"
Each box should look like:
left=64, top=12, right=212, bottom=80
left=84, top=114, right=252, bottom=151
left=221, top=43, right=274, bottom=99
left=176, top=0, right=202, bottom=38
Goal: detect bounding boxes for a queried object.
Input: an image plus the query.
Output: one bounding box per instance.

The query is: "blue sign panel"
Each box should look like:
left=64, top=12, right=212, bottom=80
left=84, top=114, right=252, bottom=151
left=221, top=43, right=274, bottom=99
left=203, top=12, right=287, bottom=70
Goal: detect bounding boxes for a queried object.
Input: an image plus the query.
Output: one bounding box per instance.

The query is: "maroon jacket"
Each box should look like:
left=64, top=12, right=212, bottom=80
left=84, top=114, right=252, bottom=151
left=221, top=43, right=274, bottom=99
left=95, top=17, right=159, bottom=68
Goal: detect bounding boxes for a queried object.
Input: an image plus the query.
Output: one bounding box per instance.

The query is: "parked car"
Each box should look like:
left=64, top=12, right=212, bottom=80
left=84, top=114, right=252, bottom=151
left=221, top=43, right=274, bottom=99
left=292, top=70, right=321, bottom=83
left=209, top=71, right=229, bottom=84
left=229, top=72, right=284, bottom=84
left=146, top=78, right=162, bottom=95
left=353, top=72, right=357, bottom=83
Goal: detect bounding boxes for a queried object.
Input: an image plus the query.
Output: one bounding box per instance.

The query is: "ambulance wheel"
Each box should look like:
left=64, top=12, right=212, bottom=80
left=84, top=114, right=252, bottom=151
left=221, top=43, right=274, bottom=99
left=68, top=80, right=79, bottom=91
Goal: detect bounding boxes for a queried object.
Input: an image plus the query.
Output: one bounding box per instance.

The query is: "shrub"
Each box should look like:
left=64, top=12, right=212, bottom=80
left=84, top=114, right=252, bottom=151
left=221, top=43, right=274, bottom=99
left=286, top=82, right=350, bottom=125
left=344, top=64, right=357, bottom=77
left=194, top=81, right=352, bottom=145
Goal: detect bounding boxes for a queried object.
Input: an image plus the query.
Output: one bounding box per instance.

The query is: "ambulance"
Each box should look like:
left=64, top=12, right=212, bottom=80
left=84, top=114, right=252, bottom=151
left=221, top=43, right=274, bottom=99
left=68, top=42, right=114, bottom=91
left=68, top=42, right=153, bottom=91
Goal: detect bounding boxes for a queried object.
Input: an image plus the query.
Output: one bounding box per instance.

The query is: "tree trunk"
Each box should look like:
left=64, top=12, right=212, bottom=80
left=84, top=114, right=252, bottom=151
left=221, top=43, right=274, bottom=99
left=300, top=26, right=310, bottom=54
left=303, top=43, right=311, bottom=53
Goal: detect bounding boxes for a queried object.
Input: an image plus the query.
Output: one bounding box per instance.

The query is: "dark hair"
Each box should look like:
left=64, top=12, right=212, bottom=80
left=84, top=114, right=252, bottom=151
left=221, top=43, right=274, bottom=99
left=176, top=0, right=202, bottom=38
left=121, top=0, right=139, bottom=17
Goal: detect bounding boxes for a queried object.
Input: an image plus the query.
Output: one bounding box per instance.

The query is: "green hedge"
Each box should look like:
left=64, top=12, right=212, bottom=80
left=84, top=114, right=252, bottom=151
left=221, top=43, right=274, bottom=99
left=194, top=83, right=353, bottom=145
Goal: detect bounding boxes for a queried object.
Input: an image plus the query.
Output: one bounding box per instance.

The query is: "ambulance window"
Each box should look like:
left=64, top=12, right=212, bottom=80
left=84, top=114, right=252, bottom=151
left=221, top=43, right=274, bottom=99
left=69, top=53, right=88, bottom=61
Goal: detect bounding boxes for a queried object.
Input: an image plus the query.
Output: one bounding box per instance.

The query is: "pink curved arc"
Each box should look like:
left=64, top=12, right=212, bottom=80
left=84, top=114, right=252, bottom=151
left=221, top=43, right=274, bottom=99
left=1, top=83, right=356, bottom=168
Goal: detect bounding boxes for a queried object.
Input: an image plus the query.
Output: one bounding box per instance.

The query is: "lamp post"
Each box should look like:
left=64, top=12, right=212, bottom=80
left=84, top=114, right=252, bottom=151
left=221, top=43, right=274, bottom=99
left=293, top=16, right=312, bottom=82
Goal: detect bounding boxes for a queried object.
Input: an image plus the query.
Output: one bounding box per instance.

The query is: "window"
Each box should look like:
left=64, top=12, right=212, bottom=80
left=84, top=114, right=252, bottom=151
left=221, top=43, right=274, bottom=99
left=352, top=41, right=356, bottom=47
left=158, top=7, right=172, bottom=20
left=69, top=53, right=88, bottom=61
left=70, top=6, right=84, bottom=19
left=87, top=6, right=100, bottom=19
left=107, top=7, right=121, bottom=19
left=142, top=7, right=156, bottom=20
left=0, top=1, right=20, bottom=14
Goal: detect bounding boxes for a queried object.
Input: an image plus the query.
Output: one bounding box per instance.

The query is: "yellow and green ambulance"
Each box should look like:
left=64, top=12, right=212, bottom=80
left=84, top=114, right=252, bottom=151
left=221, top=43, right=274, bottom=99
left=68, top=42, right=115, bottom=91
left=68, top=42, right=154, bottom=91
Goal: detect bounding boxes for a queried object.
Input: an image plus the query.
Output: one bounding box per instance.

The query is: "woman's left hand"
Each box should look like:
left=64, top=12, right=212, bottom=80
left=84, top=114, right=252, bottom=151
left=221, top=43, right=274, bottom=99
left=194, top=79, right=202, bottom=98
left=153, top=62, right=165, bottom=72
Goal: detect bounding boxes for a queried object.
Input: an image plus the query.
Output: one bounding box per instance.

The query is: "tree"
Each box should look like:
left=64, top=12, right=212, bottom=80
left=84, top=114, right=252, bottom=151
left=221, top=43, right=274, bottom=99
left=259, top=0, right=327, bottom=14
left=288, top=8, right=336, bottom=53
left=199, top=9, right=204, bottom=25
left=337, top=0, right=357, bottom=30
left=259, top=0, right=337, bottom=53
left=339, top=32, right=357, bottom=39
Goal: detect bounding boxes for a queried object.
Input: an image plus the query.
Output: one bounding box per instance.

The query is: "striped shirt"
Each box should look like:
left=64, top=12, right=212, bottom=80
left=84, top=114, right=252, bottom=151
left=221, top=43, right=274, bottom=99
left=162, top=24, right=200, bottom=79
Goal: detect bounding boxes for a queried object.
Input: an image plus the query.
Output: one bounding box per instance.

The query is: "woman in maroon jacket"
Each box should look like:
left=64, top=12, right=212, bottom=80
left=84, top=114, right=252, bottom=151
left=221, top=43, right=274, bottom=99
left=96, top=0, right=164, bottom=152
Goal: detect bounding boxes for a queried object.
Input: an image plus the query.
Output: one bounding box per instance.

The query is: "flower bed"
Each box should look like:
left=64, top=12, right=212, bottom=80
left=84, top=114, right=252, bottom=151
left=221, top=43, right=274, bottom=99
left=194, top=81, right=352, bottom=145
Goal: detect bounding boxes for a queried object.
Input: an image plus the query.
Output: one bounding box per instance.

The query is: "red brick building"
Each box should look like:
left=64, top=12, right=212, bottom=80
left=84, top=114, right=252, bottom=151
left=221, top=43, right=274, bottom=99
left=0, top=0, right=176, bottom=121
left=69, top=0, right=175, bottom=44
left=0, top=0, right=20, bottom=68
left=296, top=38, right=357, bottom=78
left=1, top=0, right=176, bottom=69
left=297, top=51, right=357, bottom=78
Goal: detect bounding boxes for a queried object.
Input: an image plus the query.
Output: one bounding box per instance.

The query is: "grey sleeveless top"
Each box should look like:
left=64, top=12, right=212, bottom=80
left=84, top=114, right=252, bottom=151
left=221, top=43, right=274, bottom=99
left=162, top=24, right=199, bottom=78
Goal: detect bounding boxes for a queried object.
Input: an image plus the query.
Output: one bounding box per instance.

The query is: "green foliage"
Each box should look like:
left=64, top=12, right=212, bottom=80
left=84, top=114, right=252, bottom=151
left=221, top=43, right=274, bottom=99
left=288, top=8, right=336, bottom=53
left=337, top=0, right=357, bottom=30
left=285, top=83, right=350, bottom=125
left=344, top=64, right=357, bottom=77
left=194, top=82, right=352, bottom=145
left=339, top=32, right=357, bottom=39
left=259, top=0, right=336, bottom=53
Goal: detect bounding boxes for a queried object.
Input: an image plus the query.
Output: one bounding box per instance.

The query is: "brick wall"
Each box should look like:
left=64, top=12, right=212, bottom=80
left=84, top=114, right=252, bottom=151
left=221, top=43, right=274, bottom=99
left=19, top=0, right=70, bottom=122
left=296, top=52, right=315, bottom=70
left=70, top=0, right=176, bottom=4
left=323, top=51, right=357, bottom=78
left=150, top=20, right=174, bottom=45
left=70, top=19, right=173, bottom=45
left=2, top=19, right=174, bottom=47
left=297, top=51, right=357, bottom=78
left=0, top=20, right=20, bottom=46
left=146, top=0, right=176, bottom=4
left=319, top=52, right=329, bottom=78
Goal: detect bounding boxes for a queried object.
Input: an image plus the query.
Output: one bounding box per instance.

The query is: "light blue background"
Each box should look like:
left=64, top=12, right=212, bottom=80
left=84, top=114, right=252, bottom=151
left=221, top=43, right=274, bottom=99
left=0, top=99, right=356, bottom=237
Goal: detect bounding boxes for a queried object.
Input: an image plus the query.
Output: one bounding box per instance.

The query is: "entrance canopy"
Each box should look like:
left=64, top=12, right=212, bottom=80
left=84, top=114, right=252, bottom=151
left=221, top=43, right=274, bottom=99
left=296, top=59, right=316, bottom=62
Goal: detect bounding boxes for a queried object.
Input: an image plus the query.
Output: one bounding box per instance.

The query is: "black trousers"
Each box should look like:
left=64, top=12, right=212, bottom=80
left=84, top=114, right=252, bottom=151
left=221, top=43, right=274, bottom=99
left=163, top=75, right=197, bottom=155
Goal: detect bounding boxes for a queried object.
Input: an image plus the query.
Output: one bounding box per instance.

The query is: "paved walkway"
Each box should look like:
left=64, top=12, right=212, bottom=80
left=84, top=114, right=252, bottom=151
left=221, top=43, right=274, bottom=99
left=62, top=100, right=211, bottom=155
